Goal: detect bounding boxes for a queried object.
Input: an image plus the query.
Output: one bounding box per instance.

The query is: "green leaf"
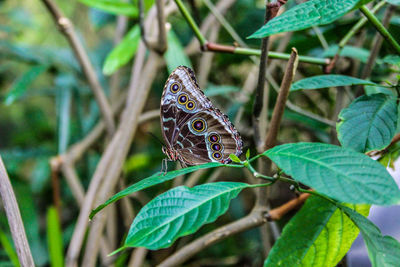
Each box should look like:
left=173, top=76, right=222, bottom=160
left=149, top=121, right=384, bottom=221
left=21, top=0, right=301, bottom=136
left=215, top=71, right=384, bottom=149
left=47, top=207, right=64, bottom=267
left=291, top=75, right=376, bottom=91
left=77, top=0, right=138, bottom=17
left=5, top=65, right=48, bottom=105
left=0, top=230, right=20, bottom=267
left=341, top=206, right=400, bottom=267
left=124, top=182, right=251, bottom=250
left=322, top=45, right=371, bottom=63
left=55, top=75, right=73, bottom=154
left=263, top=142, right=400, bottom=205
left=203, top=85, right=240, bottom=97
left=386, top=0, right=400, bottom=6
left=164, top=30, right=192, bottom=73
left=229, top=154, right=241, bottom=163
left=383, top=55, right=400, bottom=67
left=337, top=94, right=398, bottom=153
left=90, top=162, right=228, bottom=219
left=265, top=196, right=369, bottom=266
left=248, top=0, right=368, bottom=39
left=246, top=149, right=250, bottom=159
left=103, top=25, right=140, bottom=75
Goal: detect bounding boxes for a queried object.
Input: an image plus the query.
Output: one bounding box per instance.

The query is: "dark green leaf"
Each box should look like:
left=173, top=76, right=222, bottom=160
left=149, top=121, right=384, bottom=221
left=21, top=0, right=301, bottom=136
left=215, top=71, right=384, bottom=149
left=90, top=162, right=229, bottom=219
left=46, top=207, right=64, bottom=267
left=164, top=30, right=192, bottom=73
left=263, top=143, right=400, bottom=205
left=341, top=206, right=400, bottom=267
left=383, top=55, right=400, bottom=67
left=5, top=65, right=48, bottom=105
left=291, top=75, right=376, bottom=91
left=337, top=94, right=398, bottom=153
left=248, top=0, right=368, bottom=39
left=265, top=196, right=369, bottom=266
left=124, top=182, right=251, bottom=249
left=323, top=45, right=371, bottom=63
left=77, top=0, right=138, bottom=17
left=103, top=25, right=140, bottom=75
left=203, top=85, right=240, bottom=97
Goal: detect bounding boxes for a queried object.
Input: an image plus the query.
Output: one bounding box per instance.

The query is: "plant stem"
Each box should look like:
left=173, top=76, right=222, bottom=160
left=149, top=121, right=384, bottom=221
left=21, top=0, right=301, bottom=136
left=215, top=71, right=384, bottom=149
left=339, top=1, right=386, bottom=49
left=0, top=157, right=35, bottom=267
left=359, top=5, right=400, bottom=54
left=174, top=0, right=207, bottom=46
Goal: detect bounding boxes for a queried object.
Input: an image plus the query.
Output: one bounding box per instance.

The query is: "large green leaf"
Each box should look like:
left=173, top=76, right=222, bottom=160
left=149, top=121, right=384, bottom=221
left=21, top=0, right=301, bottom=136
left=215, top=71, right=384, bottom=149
left=77, top=0, right=138, bottom=17
left=103, top=25, right=140, bottom=75
left=337, top=94, right=398, bottom=153
left=265, top=196, right=369, bottom=266
left=46, top=207, right=64, bottom=267
left=90, top=162, right=229, bottom=219
left=5, top=65, right=48, bottom=105
left=248, top=0, right=370, bottom=39
left=124, top=182, right=250, bottom=250
left=291, top=75, right=376, bottom=91
left=341, top=206, right=400, bottom=267
left=263, top=143, right=400, bottom=205
left=164, top=30, right=192, bottom=73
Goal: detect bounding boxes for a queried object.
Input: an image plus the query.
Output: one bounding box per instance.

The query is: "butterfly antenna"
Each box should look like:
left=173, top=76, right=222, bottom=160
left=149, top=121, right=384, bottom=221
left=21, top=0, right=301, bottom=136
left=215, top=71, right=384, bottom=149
left=147, top=132, right=165, bottom=146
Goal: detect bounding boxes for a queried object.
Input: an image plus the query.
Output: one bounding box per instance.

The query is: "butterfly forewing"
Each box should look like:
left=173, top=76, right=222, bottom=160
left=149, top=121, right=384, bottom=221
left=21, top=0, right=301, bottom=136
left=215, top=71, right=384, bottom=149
left=160, top=66, right=243, bottom=165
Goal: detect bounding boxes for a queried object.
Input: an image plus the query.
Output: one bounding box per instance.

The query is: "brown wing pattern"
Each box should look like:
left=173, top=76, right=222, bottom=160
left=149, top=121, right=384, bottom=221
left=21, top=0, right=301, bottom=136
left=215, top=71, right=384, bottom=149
left=160, top=66, right=243, bottom=166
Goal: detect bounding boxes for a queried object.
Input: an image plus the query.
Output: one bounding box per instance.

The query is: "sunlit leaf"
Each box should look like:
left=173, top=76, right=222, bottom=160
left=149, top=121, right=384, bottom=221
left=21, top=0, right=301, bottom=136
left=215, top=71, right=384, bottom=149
left=103, top=25, right=140, bottom=75
left=0, top=230, right=20, bottom=267
left=265, top=196, right=370, bottom=266
left=341, top=206, right=400, bottom=267
left=337, top=94, right=398, bottom=153
left=5, top=65, right=48, bottom=105
left=90, top=162, right=230, bottom=219
left=248, top=0, right=372, bottom=38
left=77, top=0, right=138, bottom=17
left=291, top=75, right=376, bottom=91
left=263, top=143, right=400, bottom=205
left=124, top=182, right=251, bottom=249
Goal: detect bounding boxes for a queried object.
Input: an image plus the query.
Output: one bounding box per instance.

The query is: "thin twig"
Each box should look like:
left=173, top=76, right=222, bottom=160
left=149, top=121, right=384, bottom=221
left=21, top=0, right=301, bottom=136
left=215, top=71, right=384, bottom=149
left=0, top=156, right=35, bottom=267
left=357, top=4, right=396, bottom=96
left=41, top=0, right=115, bottom=136
left=158, top=209, right=268, bottom=267
left=359, top=4, right=400, bottom=54
left=265, top=48, right=299, bottom=150
left=267, top=193, right=310, bottom=221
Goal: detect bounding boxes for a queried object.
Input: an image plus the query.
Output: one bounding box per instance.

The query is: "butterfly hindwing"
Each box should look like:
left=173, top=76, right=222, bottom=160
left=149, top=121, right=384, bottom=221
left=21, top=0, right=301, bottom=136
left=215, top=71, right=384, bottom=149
left=160, top=66, right=242, bottom=165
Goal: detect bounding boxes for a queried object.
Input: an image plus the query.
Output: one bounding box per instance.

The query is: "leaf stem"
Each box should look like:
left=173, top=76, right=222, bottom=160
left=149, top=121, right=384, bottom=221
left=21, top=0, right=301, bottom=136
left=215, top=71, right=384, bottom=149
left=174, top=0, right=207, bottom=46
left=359, top=5, right=400, bottom=54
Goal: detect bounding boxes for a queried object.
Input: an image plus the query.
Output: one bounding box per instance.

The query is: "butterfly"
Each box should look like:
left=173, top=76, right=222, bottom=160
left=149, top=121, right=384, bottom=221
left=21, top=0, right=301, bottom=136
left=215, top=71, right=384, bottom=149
left=160, top=66, right=243, bottom=170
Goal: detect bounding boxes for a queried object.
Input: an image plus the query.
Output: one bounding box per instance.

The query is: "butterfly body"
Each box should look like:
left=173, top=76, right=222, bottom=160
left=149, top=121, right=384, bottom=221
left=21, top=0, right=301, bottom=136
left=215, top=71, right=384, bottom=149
left=160, top=66, right=242, bottom=167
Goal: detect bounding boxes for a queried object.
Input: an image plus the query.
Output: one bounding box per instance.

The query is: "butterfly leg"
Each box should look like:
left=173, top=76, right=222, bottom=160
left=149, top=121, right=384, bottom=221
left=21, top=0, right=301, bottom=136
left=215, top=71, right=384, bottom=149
left=160, top=158, right=169, bottom=176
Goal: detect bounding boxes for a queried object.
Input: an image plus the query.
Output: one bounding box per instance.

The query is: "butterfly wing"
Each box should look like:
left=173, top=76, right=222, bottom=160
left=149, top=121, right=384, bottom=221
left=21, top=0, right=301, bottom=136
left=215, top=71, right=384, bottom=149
left=174, top=109, right=243, bottom=165
left=160, top=66, right=242, bottom=165
left=160, top=66, right=211, bottom=148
